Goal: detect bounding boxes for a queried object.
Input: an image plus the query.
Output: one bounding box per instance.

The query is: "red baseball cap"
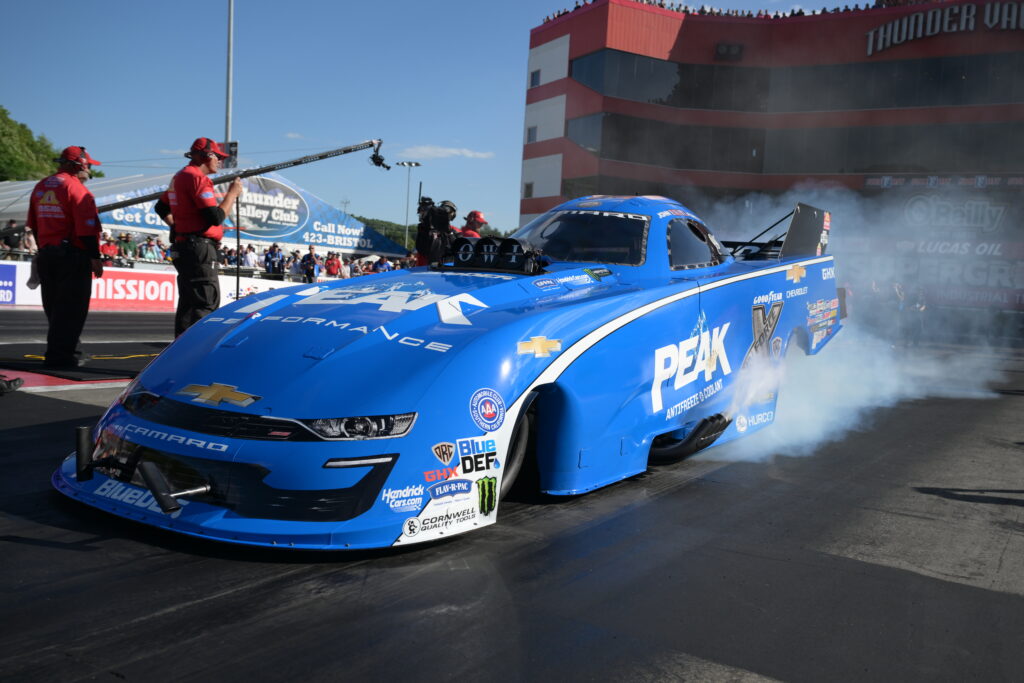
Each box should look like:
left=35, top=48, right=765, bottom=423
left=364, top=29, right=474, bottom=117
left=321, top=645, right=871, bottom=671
left=465, top=210, right=485, bottom=223
left=188, top=137, right=228, bottom=159
left=58, top=146, right=102, bottom=166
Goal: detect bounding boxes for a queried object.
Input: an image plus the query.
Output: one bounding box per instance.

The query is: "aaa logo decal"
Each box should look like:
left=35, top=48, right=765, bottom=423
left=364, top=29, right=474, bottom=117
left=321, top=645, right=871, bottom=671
left=469, top=388, right=505, bottom=432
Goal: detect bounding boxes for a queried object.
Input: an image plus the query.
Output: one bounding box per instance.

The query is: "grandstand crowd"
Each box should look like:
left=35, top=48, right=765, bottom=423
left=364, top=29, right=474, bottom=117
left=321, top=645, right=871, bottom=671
left=0, top=222, right=414, bottom=283
left=543, top=0, right=947, bottom=22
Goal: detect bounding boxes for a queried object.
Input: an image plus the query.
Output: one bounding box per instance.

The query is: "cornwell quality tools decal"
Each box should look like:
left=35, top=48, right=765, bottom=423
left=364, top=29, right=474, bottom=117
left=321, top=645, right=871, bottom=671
left=177, top=383, right=261, bottom=407
left=517, top=337, right=562, bottom=358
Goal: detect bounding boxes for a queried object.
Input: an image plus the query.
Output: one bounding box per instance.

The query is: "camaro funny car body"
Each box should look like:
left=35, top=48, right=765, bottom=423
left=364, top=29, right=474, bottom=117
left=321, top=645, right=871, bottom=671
left=54, top=195, right=843, bottom=549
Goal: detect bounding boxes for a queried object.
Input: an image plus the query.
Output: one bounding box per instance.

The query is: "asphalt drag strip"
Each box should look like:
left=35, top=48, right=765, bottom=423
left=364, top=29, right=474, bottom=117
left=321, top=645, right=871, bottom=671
left=0, top=350, right=1022, bottom=681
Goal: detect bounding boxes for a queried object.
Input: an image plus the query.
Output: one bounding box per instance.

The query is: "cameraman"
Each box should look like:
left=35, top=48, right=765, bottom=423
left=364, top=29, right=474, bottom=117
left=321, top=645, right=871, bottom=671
left=414, top=198, right=459, bottom=266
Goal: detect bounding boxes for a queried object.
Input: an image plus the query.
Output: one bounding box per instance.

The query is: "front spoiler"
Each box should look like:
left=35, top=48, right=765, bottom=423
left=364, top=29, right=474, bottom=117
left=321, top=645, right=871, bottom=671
left=52, top=455, right=404, bottom=550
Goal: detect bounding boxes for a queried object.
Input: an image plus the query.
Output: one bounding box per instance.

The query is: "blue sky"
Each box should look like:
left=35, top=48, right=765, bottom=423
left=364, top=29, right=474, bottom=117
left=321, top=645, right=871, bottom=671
left=1, top=0, right=791, bottom=232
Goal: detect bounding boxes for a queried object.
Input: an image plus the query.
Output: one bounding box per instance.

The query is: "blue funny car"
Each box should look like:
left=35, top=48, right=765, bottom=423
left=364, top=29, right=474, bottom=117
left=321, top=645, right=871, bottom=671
left=54, top=195, right=843, bottom=549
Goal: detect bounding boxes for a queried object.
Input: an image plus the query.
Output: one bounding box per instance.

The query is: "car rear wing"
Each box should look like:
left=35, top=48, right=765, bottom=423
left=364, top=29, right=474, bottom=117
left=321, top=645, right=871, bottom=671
left=721, top=203, right=831, bottom=262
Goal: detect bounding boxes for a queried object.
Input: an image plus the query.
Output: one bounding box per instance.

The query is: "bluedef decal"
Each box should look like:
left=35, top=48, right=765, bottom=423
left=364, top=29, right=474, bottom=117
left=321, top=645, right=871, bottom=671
left=456, top=436, right=501, bottom=474
left=651, top=324, right=732, bottom=413
left=93, top=480, right=188, bottom=518
left=427, top=478, right=473, bottom=501
left=477, top=477, right=497, bottom=516
left=381, top=485, right=425, bottom=513
left=469, top=388, right=505, bottom=432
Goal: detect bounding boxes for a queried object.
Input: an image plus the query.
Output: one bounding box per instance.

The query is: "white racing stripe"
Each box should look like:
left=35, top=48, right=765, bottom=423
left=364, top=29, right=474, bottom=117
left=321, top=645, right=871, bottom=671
left=505, top=256, right=836, bottom=418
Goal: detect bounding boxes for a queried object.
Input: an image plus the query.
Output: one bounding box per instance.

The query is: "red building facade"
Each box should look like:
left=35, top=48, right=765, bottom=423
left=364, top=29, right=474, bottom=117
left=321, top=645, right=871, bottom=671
left=520, top=0, right=1024, bottom=224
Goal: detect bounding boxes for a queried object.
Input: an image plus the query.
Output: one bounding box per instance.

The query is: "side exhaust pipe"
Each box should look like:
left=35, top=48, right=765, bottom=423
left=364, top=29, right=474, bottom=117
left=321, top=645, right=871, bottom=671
left=138, top=461, right=211, bottom=514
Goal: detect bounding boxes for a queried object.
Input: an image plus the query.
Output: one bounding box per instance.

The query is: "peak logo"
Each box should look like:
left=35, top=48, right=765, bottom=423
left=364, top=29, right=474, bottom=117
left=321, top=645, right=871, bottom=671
left=651, top=324, right=732, bottom=412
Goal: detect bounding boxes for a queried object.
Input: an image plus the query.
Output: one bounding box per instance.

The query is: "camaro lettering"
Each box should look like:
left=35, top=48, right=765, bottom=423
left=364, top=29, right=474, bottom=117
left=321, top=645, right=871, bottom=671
left=651, top=324, right=732, bottom=412
left=122, top=424, right=229, bottom=452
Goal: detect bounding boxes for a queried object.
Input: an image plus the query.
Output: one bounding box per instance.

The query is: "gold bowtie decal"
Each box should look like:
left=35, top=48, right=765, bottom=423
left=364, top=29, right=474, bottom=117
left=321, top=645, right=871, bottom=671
left=517, top=336, right=562, bottom=358
left=178, top=382, right=261, bottom=407
left=786, top=264, right=807, bottom=284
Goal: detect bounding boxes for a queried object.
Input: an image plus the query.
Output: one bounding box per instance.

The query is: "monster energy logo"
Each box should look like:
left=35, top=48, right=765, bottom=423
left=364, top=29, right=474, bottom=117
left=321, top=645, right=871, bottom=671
left=477, top=476, right=497, bottom=516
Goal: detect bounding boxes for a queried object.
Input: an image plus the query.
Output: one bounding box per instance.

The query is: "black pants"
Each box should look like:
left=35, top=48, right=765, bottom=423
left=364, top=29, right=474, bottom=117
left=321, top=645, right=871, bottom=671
left=36, top=246, right=93, bottom=366
left=172, top=238, right=220, bottom=337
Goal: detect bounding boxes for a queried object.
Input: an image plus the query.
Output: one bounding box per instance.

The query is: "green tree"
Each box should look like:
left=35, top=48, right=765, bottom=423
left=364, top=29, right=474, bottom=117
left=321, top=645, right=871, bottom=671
left=0, top=106, right=60, bottom=181
left=0, top=106, right=104, bottom=180
left=354, top=215, right=413, bottom=252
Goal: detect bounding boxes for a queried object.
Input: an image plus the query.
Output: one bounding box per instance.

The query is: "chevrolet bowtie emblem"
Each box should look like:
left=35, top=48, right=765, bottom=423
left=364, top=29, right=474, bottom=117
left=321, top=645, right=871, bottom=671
left=517, top=336, right=562, bottom=358
left=178, top=382, right=261, bottom=407
left=786, top=264, right=807, bottom=284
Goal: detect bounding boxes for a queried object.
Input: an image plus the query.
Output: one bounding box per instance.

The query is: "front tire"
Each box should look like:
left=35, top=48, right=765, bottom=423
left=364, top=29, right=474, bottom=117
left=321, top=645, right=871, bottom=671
left=500, top=410, right=532, bottom=499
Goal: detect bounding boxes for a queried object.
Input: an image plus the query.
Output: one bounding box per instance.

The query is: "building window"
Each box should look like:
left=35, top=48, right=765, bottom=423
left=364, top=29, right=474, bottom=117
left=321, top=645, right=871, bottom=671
left=524, top=182, right=534, bottom=199
left=529, top=70, right=541, bottom=88
left=526, top=126, right=538, bottom=144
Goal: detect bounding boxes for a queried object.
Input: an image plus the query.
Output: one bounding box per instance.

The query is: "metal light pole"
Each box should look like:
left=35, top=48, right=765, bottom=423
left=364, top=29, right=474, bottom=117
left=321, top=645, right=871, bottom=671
left=225, top=0, right=234, bottom=143
left=395, top=161, right=421, bottom=250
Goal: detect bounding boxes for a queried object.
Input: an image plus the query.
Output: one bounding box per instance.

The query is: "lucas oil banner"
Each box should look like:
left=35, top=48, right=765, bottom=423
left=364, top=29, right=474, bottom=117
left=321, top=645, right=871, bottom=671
left=96, top=172, right=405, bottom=257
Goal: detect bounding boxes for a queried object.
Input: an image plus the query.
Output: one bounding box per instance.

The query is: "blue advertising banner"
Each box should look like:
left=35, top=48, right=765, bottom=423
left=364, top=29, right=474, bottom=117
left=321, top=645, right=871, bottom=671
left=0, top=263, right=16, bottom=305
left=96, top=172, right=405, bottom=257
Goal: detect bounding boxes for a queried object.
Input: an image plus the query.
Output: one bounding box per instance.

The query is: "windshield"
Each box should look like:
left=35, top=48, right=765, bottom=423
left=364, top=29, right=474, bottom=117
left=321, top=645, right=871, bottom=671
left=510, top=211, right=648, bottom=265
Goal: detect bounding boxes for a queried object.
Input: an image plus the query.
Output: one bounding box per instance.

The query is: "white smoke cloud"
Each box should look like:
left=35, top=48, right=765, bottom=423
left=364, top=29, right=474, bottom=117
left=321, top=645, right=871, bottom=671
left=398, top=145, right=495, bottom=160
left=690, top=184, right=1011, bottom=462
left=285, top=132, right=304, bottom=139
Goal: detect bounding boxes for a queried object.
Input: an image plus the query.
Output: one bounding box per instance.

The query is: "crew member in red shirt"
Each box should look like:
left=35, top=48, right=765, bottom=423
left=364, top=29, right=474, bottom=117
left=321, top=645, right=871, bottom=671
left=26, top=146, right=105, bottom=368
left=460, top=210, right=487, bottom=238
left=155, top=137, right=242, bottom=336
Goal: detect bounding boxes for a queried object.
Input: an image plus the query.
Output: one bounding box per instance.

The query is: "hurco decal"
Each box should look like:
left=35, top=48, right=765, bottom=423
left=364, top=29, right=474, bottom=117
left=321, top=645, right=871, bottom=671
left=381, top=485, right=425, bottom=513
left=651, top=324, right=732, bottom=413
left=737, top=411, right=774, bottom=433
left=93, top=480, right=188, bottom=518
